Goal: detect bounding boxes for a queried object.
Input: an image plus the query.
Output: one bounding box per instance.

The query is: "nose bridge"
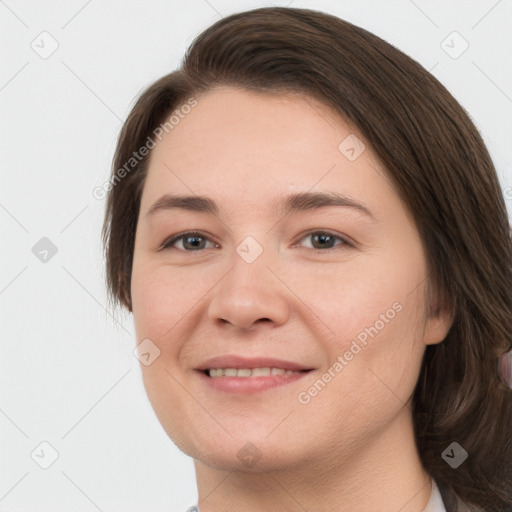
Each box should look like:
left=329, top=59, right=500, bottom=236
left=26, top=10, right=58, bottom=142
left=207, top=233, right=290, bottom=329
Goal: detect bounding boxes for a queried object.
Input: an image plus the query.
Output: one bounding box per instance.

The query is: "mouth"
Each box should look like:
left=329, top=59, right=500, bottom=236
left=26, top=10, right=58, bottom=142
left=194, top=356, right=315, bottom=393
left=200, top=367, right=312, bottom=378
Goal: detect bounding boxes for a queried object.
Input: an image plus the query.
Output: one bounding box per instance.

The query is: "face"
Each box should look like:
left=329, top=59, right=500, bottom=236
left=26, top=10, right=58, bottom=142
left=130, top=86, right=451, bottom=472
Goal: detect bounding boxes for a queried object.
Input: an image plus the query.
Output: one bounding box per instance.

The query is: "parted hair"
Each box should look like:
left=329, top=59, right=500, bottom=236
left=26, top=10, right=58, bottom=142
left=102, top=7, right=512, bottom=511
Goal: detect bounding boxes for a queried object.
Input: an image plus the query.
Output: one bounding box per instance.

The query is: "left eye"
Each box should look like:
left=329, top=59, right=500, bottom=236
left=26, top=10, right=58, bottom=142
left=297, top=230, right=351, bottom=251
left=160, top=230, right=352, bottom=252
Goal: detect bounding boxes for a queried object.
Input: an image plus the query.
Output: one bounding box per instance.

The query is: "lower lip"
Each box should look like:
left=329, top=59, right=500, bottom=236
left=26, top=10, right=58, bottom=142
left=195, top=370, right=312, bottom=393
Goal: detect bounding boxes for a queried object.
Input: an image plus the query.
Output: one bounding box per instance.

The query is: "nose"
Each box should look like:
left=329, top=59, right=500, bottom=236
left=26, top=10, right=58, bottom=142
left=207, top=250, right=290, bottom=331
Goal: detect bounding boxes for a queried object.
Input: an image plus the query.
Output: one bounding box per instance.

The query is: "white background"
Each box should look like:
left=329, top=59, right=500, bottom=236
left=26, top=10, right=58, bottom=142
left=1, top=0, right=511, bottom=510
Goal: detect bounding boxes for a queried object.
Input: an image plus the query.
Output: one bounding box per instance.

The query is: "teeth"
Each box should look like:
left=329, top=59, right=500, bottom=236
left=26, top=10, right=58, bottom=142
left=207, top=367, right=299, bottom=378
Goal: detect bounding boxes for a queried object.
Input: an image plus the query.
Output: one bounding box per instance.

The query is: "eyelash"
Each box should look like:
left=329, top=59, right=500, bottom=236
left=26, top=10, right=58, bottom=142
left=160, top=230, right=354, bottom=253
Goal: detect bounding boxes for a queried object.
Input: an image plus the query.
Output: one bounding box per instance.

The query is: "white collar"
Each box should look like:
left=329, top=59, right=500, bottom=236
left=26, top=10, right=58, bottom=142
left=423, top=479, right=447, bottom=512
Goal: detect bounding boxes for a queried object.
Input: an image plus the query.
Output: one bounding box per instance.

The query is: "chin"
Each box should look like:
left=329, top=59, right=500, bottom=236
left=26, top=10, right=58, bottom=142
left=179, top=430, right=300, bottom=472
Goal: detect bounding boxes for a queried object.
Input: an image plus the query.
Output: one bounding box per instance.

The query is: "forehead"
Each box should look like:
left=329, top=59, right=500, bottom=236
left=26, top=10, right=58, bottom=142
left=153, top=86, right=351, bottom=157
left=141, top=86, right=394, bottom=215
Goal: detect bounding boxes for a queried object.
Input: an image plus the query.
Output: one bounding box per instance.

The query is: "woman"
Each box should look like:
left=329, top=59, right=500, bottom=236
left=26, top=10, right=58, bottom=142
left=101, top=7, right=512, bottom=511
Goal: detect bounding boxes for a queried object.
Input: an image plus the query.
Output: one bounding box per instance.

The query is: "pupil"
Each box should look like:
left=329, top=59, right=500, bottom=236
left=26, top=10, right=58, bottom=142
left=186, top=236, right=203, bottom=249
left=315, top=234, right=333, bottom=248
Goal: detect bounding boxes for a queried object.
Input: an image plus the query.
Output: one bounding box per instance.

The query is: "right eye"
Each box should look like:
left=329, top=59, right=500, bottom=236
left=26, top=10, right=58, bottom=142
left=160, top=231, right=218, bottom=252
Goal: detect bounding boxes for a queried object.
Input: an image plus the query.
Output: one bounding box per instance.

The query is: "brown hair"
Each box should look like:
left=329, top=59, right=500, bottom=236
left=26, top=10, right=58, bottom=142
left=101, top=7, right=512, bottom=511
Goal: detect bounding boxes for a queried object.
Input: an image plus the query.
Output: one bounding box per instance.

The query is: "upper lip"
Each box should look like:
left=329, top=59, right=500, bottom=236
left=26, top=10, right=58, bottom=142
left=195, top=355, right=314, bottom=371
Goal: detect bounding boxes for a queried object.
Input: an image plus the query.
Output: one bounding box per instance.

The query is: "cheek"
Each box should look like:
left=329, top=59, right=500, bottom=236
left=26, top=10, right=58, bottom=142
left=131, top=267, right=165, bottom=338
left=301, top=254, right=427, bottom=398
left=289, top=253, right=415, bottom=342
left=131, top=261, right=198, bottom=337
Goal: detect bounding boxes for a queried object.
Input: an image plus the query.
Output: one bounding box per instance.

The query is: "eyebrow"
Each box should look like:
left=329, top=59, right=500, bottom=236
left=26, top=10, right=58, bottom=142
left=144, top=191, right=376, bottom=221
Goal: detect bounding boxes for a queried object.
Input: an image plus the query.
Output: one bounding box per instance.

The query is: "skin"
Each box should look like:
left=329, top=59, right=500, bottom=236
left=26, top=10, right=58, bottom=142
left=130, top=86, right=453, bottom=512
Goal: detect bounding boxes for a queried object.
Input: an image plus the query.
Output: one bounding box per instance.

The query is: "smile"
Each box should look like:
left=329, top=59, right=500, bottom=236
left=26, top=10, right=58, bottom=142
left=206, top=367, right=307, bottom=377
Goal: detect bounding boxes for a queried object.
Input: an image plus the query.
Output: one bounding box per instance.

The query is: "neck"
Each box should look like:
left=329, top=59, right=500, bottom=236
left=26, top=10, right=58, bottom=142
left=193, top=408, right=432, bottom=512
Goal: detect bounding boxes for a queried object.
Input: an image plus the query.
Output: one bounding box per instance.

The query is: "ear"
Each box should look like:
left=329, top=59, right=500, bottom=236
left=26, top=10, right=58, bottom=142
left=422, top=289, right=455, bottom=346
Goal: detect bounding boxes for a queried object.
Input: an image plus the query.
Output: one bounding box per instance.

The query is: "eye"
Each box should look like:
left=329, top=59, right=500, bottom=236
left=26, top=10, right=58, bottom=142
left=295, top=230, right=353, bottom=252
left=160, top=230, right=353, bottom=253
left=160, top=231, right=217, bottom=252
